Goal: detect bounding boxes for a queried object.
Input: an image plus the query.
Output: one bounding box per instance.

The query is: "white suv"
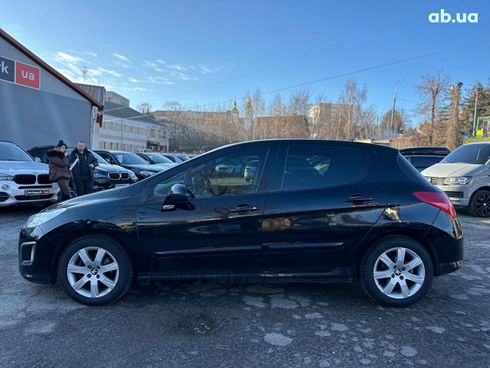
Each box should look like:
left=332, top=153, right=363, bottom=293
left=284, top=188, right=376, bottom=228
left=0, top=141, right=59, bottom=207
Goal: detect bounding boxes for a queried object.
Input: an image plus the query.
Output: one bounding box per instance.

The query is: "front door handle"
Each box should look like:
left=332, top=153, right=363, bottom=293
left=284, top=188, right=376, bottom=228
left=346, top=194, right=373, bottom=204
left=230, top=204, right=258, bottom=213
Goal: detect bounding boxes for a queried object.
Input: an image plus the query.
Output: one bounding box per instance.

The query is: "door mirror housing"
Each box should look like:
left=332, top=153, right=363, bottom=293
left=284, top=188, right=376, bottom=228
left=165, top=183, right=189, bottom=204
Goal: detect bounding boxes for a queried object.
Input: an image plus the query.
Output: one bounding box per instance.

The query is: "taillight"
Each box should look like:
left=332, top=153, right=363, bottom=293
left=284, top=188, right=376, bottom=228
left=413, top=191, right=457, bottom=219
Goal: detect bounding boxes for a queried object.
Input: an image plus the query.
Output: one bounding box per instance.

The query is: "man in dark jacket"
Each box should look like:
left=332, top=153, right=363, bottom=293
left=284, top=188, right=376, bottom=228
left=69, top=141, right=98, bottom=196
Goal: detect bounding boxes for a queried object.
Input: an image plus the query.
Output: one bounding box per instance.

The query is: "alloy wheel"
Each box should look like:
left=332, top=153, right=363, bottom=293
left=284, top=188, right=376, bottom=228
left=373, top=247, right=425, bottom=299
left=474, top=192, right=490, bottom=217
left=66, top=247, right=119, bottom=298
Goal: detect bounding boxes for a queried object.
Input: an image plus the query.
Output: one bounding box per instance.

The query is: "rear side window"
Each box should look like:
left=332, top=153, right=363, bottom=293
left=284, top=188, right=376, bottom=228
left=281, top=145, right=368, bottom=191
left=397, top=154, right=428, bottom=183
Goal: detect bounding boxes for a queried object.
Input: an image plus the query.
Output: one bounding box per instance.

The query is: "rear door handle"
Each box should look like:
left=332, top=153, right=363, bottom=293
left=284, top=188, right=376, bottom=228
left=346, top=194, right=373, bottom=204
left=230, top=204, right=258, bottom=213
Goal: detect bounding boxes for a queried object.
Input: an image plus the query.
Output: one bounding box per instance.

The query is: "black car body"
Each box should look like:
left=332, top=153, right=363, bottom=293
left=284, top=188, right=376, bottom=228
left=28, top=146, right=138, bottom=191
left=399, top=146, right=450, bottom=172
left=94, top=150, right=162, bottom=179
left=19, top=140, right=463, bottom=306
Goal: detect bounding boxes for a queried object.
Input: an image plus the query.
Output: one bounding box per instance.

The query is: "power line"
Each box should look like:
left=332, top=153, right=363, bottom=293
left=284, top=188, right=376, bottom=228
left=194, top=39, right=489, bottom=110
left=160, top=0, right=465, bottom=101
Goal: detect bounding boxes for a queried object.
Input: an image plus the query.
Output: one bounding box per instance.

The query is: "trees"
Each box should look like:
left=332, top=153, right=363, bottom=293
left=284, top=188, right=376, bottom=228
left=414, top=71, right=450, bottom=145
left=460, top=81, right=490, bottom=134
left=137, top=102, right=152, bottom=114
left=380, top=108, right=409, bottom=135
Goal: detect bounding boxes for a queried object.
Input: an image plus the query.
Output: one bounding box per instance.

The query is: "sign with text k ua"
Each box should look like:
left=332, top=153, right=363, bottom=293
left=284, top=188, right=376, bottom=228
left=0, top=55, right=40, bottom=89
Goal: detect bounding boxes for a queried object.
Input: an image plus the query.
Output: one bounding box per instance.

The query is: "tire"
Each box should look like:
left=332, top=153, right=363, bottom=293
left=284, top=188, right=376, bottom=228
left=468, top=190, right=490, bottom=217
left=360, top=236, right=434, bottom=307
left=57, top=235, right=133, bottom=306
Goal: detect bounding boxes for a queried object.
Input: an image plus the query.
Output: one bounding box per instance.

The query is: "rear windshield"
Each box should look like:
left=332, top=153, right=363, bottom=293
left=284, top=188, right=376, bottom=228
left=441, top=144, right=490, bottom=165
left=409, top=156, right=443, bottom=168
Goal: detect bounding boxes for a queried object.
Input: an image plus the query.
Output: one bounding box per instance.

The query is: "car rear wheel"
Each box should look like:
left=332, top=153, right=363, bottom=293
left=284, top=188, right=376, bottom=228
left=468, top=190, right=490, bottom=217
left=58, top=236, right=133, bottom=305
left=360, top=237, right=434, bottom=307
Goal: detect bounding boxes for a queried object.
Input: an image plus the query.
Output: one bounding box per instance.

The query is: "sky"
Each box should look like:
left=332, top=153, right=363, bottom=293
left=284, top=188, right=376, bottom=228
left=1, top=0, right=489, bottom=123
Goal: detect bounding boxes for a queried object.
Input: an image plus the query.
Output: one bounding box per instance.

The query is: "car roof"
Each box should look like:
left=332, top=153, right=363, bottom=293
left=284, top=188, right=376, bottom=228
left=399, top=146, right=450, bottom=155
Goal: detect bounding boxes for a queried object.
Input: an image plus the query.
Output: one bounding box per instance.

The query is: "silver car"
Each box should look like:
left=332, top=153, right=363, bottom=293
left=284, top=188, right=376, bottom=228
left=421, top=142, right=490, bottom=217
left=0, top=141, right=59, bottom=207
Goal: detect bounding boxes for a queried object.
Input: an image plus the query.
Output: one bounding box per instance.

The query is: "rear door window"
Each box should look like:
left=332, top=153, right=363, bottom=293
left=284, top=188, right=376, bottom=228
left=280, top=145, right=368, bottom=191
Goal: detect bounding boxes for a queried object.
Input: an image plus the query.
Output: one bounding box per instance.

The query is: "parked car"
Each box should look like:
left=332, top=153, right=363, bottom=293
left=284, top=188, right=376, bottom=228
left=94, top=150, right=162, bottom=180
left=215, top=159, right=243, bottom=175
left=161, top=153, right=186, bottom=163
left=28, top=146, right=138, bottom=191
left=19, top=139, right=463, bottom=306
left=422, top=142, right=490, bottom=217
left=137, top=152, right=177, bottom=171
left=0, top=141, right=58, bottom=206
left=399, top=146, right=450, bottom=172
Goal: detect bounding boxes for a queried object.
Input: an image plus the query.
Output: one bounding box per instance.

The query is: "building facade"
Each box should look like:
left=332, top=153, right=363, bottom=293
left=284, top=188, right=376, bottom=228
left=0, top=29, right=102, bottom=150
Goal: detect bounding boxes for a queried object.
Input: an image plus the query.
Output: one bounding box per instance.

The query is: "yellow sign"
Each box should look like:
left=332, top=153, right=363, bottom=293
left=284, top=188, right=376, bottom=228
left=476, top=129, right=484, bottom=137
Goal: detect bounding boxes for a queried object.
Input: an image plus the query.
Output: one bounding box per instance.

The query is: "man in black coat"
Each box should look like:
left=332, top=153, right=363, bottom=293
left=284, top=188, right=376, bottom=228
left=69, top=141, right=98, bottom=196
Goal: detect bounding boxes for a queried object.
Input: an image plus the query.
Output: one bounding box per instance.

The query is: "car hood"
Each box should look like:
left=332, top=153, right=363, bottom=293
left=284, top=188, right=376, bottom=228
left=123, top=164, right=161, bottom=172
left=48, top=187, right=124, bottom=210
left=421, top=163, right=482, bottom=177
left=96, top=163, right=132, bottom=173
left=0, top=160, right=48, bottom=174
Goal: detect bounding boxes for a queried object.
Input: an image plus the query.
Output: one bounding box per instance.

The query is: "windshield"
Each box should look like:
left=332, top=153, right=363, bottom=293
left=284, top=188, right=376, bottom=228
left=0, top=142, right=33, bottom=161
left=91, top=151, right=109, bottom=165
left=147, top=153, right=173, bottom=164
left=441, top=144, right=490, bottom=165
left=115, top=152, right=148, bottom=165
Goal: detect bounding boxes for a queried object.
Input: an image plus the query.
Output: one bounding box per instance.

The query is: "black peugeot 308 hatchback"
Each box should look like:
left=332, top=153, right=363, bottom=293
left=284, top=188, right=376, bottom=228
left=19, top=140, right=463, bottom=306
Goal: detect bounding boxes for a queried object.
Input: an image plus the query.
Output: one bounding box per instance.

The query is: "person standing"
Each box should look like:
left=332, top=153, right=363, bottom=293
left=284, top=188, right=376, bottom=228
left=47, top=140, right=72, bottom=201
left=69, top=141, right=98, bottom=196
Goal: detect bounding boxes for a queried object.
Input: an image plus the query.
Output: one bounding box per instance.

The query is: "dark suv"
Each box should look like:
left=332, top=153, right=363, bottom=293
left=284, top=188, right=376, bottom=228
left=399, top=146, right=450, bottom=172
left=19, top=140, right=463, bottom=307
left=28, top=146, right=138, bottom=191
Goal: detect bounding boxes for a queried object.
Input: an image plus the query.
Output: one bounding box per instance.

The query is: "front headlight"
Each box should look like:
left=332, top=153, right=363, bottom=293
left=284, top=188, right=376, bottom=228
left=129, top=171, right=138, bottom=181
left=443, top=176, right=471, bottom=185
left=26, top=208, right=67, bottom=228
left=93, top=171, right=108, bottom=180
left=139, top=170, right=155, bottom=177
left=0, top=174, right=14, bottom=181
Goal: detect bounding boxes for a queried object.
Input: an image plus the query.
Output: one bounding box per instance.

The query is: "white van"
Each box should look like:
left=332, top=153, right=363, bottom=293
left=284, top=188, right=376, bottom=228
left=422, top=142, right=490, bottom=217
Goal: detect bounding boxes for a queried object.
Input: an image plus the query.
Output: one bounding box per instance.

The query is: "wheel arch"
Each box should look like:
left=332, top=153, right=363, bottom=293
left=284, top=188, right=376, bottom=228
left=48, top=226, right=136, bottom=283
left=356, top=230, right=439, bottom=277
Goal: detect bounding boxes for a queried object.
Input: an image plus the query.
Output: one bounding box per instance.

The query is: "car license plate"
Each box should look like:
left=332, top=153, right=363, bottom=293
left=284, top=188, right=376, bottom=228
left=25, top=189, right=49, bottom=196
left=115, top=184, right=129, bottom=188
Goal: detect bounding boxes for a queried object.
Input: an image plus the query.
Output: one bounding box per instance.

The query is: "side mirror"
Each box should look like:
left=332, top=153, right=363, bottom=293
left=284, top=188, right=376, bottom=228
left=163, top=183, right=188, bottom=208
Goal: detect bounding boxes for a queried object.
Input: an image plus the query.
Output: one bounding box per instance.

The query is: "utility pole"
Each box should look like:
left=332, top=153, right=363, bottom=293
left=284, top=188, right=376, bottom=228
left=472, top=86, right=479, bottom=136
left=447, top=82, right=463, bottom=151
left=390, top=86, right=397, bottom=135
left=82, top=66, right=88, bottom=82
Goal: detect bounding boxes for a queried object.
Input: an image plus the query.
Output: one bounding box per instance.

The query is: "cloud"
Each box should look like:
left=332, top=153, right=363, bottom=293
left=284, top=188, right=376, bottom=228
left=98, top=68, right=122, bottom=77
left=54, top=51, right=83, bottom=65
left=113, top=52, right=130, bottom=63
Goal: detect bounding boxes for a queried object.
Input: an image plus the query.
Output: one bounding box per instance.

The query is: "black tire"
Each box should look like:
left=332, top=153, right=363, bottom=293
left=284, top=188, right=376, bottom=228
left=57, top=235, right=133, bottom=306
left=360, top=236, right=434, bottom=307
left=468, top=190, right=490, bottom=217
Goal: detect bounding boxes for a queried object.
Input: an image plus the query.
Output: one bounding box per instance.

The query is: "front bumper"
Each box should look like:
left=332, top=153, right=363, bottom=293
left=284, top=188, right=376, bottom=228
left=18, top=226, right=54, bottom=284
left=432, top=183, right=470, bottom=207
left=0, top=181, right=58, bottom=207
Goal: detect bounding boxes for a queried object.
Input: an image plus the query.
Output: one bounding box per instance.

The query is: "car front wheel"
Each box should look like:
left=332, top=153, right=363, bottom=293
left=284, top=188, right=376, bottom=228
left=469, top=189, right=490, bottom=217
left=360, top=236, right=434, bottom=307
left=58, top=236, right=133, bottom=305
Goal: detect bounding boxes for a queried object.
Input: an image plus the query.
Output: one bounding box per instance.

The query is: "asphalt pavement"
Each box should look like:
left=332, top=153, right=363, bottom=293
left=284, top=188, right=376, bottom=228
left=0, top=206, right=489, bottom=368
